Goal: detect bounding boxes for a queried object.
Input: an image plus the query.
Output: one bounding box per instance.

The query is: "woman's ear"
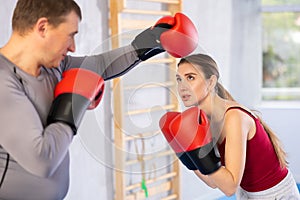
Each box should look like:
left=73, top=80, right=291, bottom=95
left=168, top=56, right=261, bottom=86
left=208, top=75, right=218, bottom=91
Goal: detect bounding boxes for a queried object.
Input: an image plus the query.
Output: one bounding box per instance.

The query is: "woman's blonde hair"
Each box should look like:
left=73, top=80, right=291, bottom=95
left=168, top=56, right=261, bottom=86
left=178, top=54, right=288, bottom=168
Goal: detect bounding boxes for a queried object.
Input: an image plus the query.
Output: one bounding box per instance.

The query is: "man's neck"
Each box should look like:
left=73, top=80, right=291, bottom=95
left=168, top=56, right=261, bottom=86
left=0, top=33, right=41, bottom=77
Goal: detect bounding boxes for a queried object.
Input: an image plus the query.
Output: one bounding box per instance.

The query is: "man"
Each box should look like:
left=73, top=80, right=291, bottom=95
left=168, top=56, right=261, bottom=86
left=0, top=0, right=197, bottom=199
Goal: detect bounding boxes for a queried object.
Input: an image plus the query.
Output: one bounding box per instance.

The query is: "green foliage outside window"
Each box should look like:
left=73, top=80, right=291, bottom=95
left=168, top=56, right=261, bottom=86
left=262, top=0, right=300, bottom=6
left=262, top=0, right=300, bottom=100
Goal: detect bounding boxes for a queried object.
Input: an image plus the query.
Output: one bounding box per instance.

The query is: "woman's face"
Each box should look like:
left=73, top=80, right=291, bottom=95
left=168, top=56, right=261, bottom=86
left=176, top=62, right=211, bottom=107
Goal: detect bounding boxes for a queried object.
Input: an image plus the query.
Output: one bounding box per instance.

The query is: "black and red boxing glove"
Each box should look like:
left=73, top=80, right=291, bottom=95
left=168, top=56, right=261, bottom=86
left=159, top=107, right=221, bottom=175
left=47, top=68, right=105, bottom=134
left=131, top=12, right=198, bottom=61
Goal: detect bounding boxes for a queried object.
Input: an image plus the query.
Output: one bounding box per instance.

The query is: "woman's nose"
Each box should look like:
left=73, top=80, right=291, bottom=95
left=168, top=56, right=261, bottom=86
left=178, top=82, right=188, bottom=92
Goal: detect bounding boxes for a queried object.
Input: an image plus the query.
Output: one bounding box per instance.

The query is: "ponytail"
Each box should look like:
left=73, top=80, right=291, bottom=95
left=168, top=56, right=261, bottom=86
left=216, top=82, right=235, bottom=101
left=256, top=116, right=288, bottom=168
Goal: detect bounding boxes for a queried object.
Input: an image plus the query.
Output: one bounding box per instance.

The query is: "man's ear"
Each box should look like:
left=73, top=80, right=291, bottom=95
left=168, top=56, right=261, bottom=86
left=35, top=17, right=49, bottom=37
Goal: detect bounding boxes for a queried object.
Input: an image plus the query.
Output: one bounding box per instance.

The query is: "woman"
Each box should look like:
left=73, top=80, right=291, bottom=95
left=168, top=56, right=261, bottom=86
left=173, top=54, right=299, bottom=199
left=0, top=0, right=197, bottom=199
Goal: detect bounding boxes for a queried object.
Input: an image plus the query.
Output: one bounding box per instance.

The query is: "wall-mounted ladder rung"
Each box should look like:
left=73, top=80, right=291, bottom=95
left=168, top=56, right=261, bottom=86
left=126, top=104, right=176, bottom=116
left=144, top=58, right=175, bottom=64
left=126, top=150, right=174, bottom=166
left=125, top=171, right=177, bottom=191
left=124, top=81, right=175, bottom=90
left=125, top=130, right=160, bottom=141
left=123, top=9, right=172, bottom=16
left=162, top=194, right=178, bottom=200
left=121, top=19, right=156, bottom=30
left=127, top=0, right=180, bottom=4
left=127, top=181, right=172, bottom=199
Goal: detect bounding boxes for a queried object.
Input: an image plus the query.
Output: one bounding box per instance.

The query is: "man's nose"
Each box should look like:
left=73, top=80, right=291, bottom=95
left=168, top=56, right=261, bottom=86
left=68, top=39, right=76, bottom=52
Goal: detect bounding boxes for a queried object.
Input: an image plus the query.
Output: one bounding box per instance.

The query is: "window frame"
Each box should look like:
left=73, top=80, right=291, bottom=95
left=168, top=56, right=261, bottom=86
left=261, top=3, right=300, bottom=102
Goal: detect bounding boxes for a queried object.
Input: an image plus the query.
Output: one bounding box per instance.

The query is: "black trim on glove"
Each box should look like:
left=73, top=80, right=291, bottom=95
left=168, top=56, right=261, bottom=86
left=177, top=141, right=221, bottom=175
left=47, top=93, right=90, bottom=135
left=131, top=24, right=172, bottom=61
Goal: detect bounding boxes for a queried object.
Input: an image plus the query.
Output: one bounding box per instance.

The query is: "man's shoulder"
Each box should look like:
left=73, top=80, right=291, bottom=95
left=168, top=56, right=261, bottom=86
left=0, top=57, right=14, bottom=77
left=0, top=56, right=20, bottom=89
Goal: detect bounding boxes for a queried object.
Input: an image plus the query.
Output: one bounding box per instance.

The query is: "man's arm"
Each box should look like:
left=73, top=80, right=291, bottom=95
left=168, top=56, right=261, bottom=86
left=60, top=13, right=198, bottom=80
left=61, top=45, right=140, bottom=81
left=0, top=71, right=73, bottom=178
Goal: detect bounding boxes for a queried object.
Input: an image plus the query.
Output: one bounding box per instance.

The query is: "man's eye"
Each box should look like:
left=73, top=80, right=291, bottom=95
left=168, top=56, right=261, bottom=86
left=176, top=77, right=182, bottom=82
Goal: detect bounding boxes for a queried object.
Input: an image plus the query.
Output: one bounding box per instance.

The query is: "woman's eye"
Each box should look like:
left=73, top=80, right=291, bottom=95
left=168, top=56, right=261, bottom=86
left=176, top=77, right=182, bottom=82
left=187, top=75, right=195, bottom=80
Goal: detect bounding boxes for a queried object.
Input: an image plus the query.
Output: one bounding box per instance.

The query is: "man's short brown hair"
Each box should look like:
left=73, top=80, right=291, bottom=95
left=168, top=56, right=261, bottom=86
left=12, top=0, right=82, bottom=35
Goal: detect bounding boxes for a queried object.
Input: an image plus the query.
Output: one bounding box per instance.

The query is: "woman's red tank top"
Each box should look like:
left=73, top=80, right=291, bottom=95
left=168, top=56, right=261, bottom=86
left=217, top=106, right=288, bottom=192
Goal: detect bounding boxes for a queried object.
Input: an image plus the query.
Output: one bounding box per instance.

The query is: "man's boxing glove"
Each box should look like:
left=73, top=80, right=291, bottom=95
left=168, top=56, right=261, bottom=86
left=47, top=68, right=105, bottom=134
left=131, top=12, right=198, bottom=61
left=159, top=107, right=221, bottom=175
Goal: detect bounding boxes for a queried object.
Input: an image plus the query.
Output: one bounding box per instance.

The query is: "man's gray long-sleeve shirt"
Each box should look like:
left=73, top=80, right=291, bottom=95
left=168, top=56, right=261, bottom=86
left=0, top=45, right=139, bottom=200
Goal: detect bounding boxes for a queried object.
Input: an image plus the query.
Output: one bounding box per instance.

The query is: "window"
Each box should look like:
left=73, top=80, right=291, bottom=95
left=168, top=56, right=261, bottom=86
left=261, top=0, right=300, bottom=101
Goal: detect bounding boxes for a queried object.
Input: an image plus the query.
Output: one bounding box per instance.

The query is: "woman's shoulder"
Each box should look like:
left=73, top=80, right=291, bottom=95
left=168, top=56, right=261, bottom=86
left=222, top=103, right=257, bottom=140
left=224, top=103, right=257, bottom=119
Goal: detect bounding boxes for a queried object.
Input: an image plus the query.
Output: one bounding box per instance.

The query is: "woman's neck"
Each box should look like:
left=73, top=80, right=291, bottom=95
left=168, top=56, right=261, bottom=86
left=198, top=94, right=227, bottom=120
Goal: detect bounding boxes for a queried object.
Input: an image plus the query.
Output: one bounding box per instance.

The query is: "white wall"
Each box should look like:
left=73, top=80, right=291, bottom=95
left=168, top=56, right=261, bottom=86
left=0, top=1, right=16, bottom=46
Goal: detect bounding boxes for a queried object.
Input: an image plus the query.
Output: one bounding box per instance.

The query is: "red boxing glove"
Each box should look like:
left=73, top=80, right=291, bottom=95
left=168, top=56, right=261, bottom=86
left=159, top=107, right=221, bottom=174
left=159, top=111, right=181, bottom=147
left=132, top=12, right=198, bottom=61
left=160, top=107, right=212, bottom=153
left=155, top=13, right=199, bottom=58
left=47, top=68, right=105, bottom=134
left=54, top=68, right=104, bottom=109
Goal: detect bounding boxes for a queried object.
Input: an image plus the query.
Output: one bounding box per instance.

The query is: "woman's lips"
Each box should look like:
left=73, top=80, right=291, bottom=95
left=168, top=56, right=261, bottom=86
left=181, top=94, right=191, bottom=101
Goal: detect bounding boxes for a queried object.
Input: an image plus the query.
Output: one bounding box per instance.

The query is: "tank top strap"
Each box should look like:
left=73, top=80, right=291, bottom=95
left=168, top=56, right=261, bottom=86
left=225, top=106, right=257, bottom=120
